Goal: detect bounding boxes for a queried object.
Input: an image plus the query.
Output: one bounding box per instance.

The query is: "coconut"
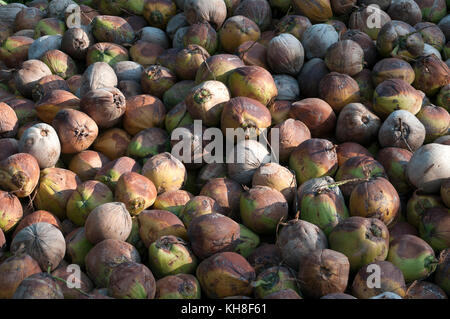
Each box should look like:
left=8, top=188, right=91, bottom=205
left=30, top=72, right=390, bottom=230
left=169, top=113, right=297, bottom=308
left=227, top=66, right=277, bottom=106
left=438, top=14, right=450, bottom=40
left=389, top=221, right=419, bottom=243
left=163, top=80, right=196, bottom=110
left=416, top=104, right=450, bottom=143
left=442, top=179, right=450, bottom=208
left=233, top=0, right=272, bottom=31
left=266, top=33, right=304, bottom=75
left=221, top=97, right=271, bottom=140
left=418, top=207, right=450, bottom=251
left=0, top=102, right=19, bottom=138
left=141, top=152, right=186, bottom=194
left=93, top=128, right=131, bottom=160
left=65, top=227, right=93, bottom=268
left=156, top=48, right=181, bottom=74
left=123, top=94, right=166, bottom=136
left=373, top=79, right=424, bottom=118
left=35, top=90, right=80, bottom=124
left=0, top=253, right=42, bottom=299
left=271, top=75, right=298, bottom=101
left=182, top=22, right=218, bottom=55
left=276, top=219, right=328, bottom=270
left=291, top=0, right=332, bottom=23
left=80, top=87, right=126, bottom=129
left=406, top=143, right=450, bottom=193
left=387, top=234, right=438, bottom=282
left=378, top=110, right=426, bottom=151
left=195, top=163, right=227, bottom=190
left=321, top=293, right=357, bottom=299
left=0, top=3, right=27, bottom=27
left=34, top=167, right=81, bottom=219
left=138, top=209, right=187, bottom=248
left=268, top=100, right=291, bottom=125
left=28, top=35, right=62, bottom=61
left=142, top=0, right=177, bottom=29
left=52, top=109, right=98, bottom=154
left=18, top=122, right=60, bottom=169
left=40, top=49, right=77, bottom=80
left=184, top=80, right=229, bottom=127
left=166, top=13, right=189, bottom=39
left=0, top=138, right=19, bottom=161
left=227, top=139, right=271, bottom=185
left=155, top=273, right=201, bottom=299
left=387, top=0, right=422, bottom=26
left=195, top=54, right=245, bottom=84
left=107, top=262, right=156, bottom=299
left=79, top=62, right=118, bottom=97
left=376, top=147, right=413, bottom=195
left=413, top=54, right=450, bottom=96
left=94, top=156, right=141, bottom=190
left=335, top=155, right=387, bottom=198
left=435, top=135, right=450, bottom=145
left=0, top=190, right=23, bottom=233
left=253, top=266, right=299, bottom=298
left=196, top=252, right=255, bottom=298
left=349, top=177, right=400, bottom=226
left=51, top=266, right=93, bottom=299
left=329, top=217, right=390, bottom=272
left=184, top=0, right=227, bottom=29
left=376, top=21, right=424, bottom=61
left=31, top=75, right=70, bottom=102
left=325, top=40, right=364, bottom=76
left=372, top=58, right=415, bottom=87
left=336, top=142, right=372, bottom=166
left=246, top=243, right=282, bottom=275
left=318, top=72, right=360, bottom=113
left=349, top=5, right=391, bottom=40
left=85, top=238, right=141, bottom=288
left=405, top=281, right=447, bottom=299
left=0, top=153, right=40, bottom=198
left=351, top=261, right=406, bottom=298
left=66, top=180, right=113, bottom=226
left=118, top=80, right=142, bottom=98
left=48, top=0, right=77, bottom=19
left=14, top=59, right=52, bottom=99
left=276, top=15, right=311, bottom=40
left=11, top=222, right=65, bottom=271
left=187, top=213, right=240, bottom=259
left=199, top=177, right=243, bottom=218
left=92, top=15, right=135, bottom=45
left=298, top=176, right=349, bottom=236
left=141, top=65, right=177, bottom=98
left=33, top=18, right=66, bottom=39
left=218, top=15, right=261, bottom=54
left=115, top=172, right=157, bottom=216
left=127, top=127, right=170, bottom=160
left=0, top=36, right=34, bottom=69
left=113, top=61, right=143, bottom=84
left=4, top=98, right=36, bottom=128
left=172, top=27, right=189, bottom=48
left=148, top=235, right=197, bottom=278
left=297, top=249, right=349, bottom=299
left=289, top=138, right=338, bottom=185
left=236, top=41, right=266, bottom=69
left=61, top=28, right=93, bottom=61
left=153, top=190, right=194, bottom=217
left=84, top=202, right=132, bottom=244
left=415, top=22, right=446, bottom=52
left=415, top=0, right=447, bottom=23
left=352, top=69, right=376, bottom=107
left=68, top=150, right=110, bottom=182
left=406, top=190, right=445, bottom=228
left=12, top=210, right=61, bottom=240
left=86, top=42, right=129, bottom=67
left=336, top=103, right=381, bottom=145
left=12, top=272, right=64, bottom=299
left=252, top=163, right=296, bottom=204
left=437, top=84, right=450, bottom=112
left=289, top=98, right=335, bottom=138
left=179, top=196, right=221, bottom=227
left=435, top=249, right=450, bottom=295
left=239, top=186, right=288, bottom=235
left=76, top=4, right=100, bottom=26
left=301, top=24, right=338, bottom=59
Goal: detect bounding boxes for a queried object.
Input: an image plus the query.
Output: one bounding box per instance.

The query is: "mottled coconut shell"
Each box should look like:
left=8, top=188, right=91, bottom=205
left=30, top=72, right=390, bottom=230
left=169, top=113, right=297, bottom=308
left=12, top=272, right=64, bottom=299
left=0, top=152, right=40, bottom=198
left=79, top=62, right=118, bottom=97
left=11, top=222, right=66, bottom=271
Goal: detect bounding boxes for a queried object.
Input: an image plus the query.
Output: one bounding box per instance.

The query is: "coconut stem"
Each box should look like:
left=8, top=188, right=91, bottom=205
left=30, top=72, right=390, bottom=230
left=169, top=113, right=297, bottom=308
left=398, top=118, right=414, bottom=153
left=316, top=177, right=370, bottom=194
